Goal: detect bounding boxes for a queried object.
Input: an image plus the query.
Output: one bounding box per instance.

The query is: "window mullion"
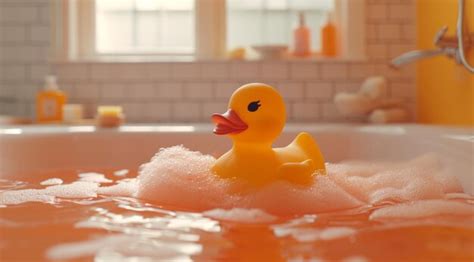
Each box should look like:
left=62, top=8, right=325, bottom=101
left=195, top=0, right=226, bottom=60
left=158, top=7, right=164, bottom=49
left=132, top=7, right=138, bottom=48
left=78, top=0, right=96, bottom=59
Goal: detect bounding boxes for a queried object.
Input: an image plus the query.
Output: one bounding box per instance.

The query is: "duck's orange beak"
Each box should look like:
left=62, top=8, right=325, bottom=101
left=212, top=109, right=248, bottom=135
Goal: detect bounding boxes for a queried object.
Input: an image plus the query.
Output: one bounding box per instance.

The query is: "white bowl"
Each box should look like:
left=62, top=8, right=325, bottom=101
left=251, top=45, right=288, bottom=60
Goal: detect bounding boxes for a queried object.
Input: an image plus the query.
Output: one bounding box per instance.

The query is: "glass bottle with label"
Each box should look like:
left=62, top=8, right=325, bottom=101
left=36, top=75, right=67, bottom=123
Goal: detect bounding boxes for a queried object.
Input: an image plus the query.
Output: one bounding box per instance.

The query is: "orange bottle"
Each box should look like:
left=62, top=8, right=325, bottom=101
left=321, top=12, right=337, bottom=57
left=293, top=12, right=311, bottom=57
left=36, top=75, right=67, bottom=123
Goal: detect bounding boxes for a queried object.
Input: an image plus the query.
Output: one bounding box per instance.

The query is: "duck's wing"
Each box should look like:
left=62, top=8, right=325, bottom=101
left=290, top=132, right=326, bottom=171
left=278, top=159, right=315, bottom=185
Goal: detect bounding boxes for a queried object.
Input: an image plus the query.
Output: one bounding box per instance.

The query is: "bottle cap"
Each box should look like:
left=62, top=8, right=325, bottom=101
left=44, top=75, right=58, bottom=90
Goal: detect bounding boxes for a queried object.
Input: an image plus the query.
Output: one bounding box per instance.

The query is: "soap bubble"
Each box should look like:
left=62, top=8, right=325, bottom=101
left=0, top=145, right=468, bottom=218
left=133, top=146, right=465, bottom=216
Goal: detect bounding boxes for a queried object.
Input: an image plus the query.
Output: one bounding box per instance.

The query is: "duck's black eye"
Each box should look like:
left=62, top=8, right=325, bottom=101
left=247, top=100, right=261, bottom=112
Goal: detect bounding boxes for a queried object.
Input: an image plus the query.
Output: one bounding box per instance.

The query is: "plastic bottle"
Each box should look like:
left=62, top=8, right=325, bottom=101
left=293, top=12, right=311, bottom=57
left=321, top=12, right=337, bottom=57
left=36, top=75, right=67, bottom=123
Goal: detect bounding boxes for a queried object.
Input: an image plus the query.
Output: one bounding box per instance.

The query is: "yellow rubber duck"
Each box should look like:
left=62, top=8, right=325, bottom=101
left=211, top=83, right=326, bottom=185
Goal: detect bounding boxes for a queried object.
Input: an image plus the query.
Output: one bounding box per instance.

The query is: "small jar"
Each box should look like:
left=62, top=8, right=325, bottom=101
left=96, top=106, right=125, bottom=128
left=62, top=104, right=84, bottom=124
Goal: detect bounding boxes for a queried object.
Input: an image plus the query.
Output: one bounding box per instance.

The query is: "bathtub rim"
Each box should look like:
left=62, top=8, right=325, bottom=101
left=1, top=123, right=473, bottom=194
left=0, top=123, right=472, bottom=137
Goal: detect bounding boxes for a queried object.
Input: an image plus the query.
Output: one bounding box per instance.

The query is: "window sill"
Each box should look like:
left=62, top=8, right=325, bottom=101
left=52, top=55, right=368, bottom=64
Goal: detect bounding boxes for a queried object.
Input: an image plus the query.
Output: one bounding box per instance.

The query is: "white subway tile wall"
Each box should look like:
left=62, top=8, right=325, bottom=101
left=292, top=102, right=320, bottom=121
left=0, top=0, right=416, bottom=123
left=261, top=62, right=289, bottom=80
left=0, top=0, right=51, bottom=117
left=305, top=82, right=333, bottom=100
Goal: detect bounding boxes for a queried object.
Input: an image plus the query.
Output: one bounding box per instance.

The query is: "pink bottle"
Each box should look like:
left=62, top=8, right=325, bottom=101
left=293, top=12, right=311, bottom=57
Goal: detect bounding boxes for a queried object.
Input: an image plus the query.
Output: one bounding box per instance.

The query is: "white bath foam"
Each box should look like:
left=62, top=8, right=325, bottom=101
left=113, top=169, right=129, bottom=177
left=135, top=145, right=232, bottom=211
left=98, top=179, right=138, bottom=197
left=1, top=171, right=131, bottom=206
left=0, top=189, right=56, bottom=205
left=203, top=208, right=277, bottom=223
left=0, top=181, right=99, bottom=205
left=242, top=177, right=363, bottom=215
left=134, top=146, right=362, bottom=215
left=369, top=199, right=474, bottom=221
left=133, top=146, right=471, bottom=216
left=275, top=227, right=356, bottom=242
left=272, top=214, right=318, bottom=238
left=63, top=198, right=113, bottom=206
left=328, top=154, right=463, bottom=205
left=2, top=146, right=469, bottom=218
left=78, top=172, right=113, bottom=184
left=319, top=227, right=357, bottom=240
left=45, top=181, right=99, bottom=198
left=272, top=214, right=325, bottom=244
left=40, top=178, right=63, bottom=186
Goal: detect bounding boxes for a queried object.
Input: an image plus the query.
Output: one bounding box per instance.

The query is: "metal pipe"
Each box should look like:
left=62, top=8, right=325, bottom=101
left=390, top=50, right=446, bottom=68
left=457, top=0, right=474, bottom=73
left=390, top=0, right=473, bottom=73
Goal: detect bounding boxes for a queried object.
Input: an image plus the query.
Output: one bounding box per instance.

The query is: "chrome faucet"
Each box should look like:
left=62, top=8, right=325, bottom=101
left=390, top=0, right=474, bottom=73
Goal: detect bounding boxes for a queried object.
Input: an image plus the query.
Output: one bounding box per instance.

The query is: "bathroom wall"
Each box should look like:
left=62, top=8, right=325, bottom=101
left=0, top=0, right=417, bottom=123
left=0, top=0, right=51, bottom=117
left=417, top=0, right=474, bottom=126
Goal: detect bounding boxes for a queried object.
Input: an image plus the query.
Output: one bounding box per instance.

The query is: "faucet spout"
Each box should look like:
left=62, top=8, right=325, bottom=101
left=390, top=0, right=473, bottom=73
left=390, top=49, right=447, bottom=69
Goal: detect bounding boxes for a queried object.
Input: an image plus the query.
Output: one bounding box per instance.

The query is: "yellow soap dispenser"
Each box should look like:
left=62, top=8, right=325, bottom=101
left=36, top=75, right=67, bottom=123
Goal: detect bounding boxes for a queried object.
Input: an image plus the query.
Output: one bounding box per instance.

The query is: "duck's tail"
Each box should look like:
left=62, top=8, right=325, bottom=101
left=292, top=132, right=326, bottom=171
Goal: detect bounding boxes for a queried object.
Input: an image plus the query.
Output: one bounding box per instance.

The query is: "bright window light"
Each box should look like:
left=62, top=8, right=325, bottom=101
left=227, top=0, right=334, bottom=50
left=95, top=0, right=195, bottom=55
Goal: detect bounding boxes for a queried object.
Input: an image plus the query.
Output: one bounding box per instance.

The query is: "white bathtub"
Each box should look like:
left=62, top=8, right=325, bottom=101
left=1, top=124, right=473, bottom=194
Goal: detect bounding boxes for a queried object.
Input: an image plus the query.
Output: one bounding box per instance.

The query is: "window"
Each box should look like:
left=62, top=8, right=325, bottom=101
left=95, top=0, right=195, bottom=55
left=227, top=0, right=334, bottom=51
left=53, top=0, right=365, bottom=61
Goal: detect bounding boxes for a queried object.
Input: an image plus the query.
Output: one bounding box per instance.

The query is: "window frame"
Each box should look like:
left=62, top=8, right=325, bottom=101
left=52, top=0, right=365, bottom=61
left=334, top=0, right=366, bottom=60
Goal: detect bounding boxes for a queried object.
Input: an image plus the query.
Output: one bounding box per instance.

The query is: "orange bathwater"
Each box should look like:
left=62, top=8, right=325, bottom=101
left=1, top=169, right=473, bottom=261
